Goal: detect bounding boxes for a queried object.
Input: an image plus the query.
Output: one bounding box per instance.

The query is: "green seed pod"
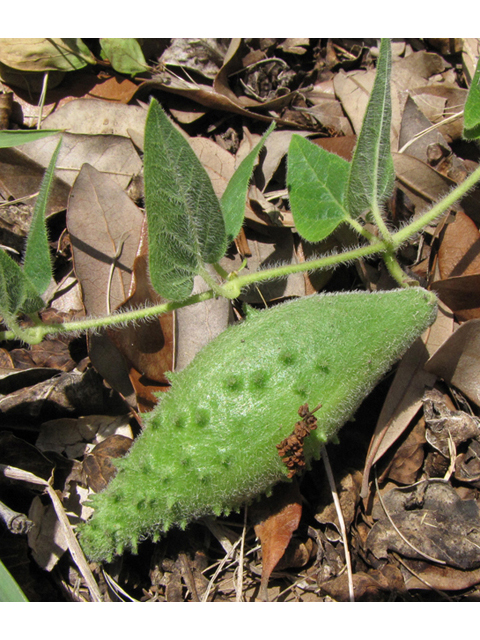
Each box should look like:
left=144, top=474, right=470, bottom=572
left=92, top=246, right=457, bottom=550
left=80, top=288, right=437, bottom=561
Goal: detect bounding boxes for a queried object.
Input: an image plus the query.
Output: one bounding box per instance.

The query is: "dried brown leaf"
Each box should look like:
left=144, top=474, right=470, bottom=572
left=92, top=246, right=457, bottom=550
left=438, top=211, right=480, bottom=279
left=250, top=480, right=302, bottom=601
left=423, top=387, right=480, bottom=457
left=107, top=227, right=175, bottom=410
left=0, top=146, right=70, bottom=215
left=381, top=417, right=426, bottom=486
left=319, top=566, right=405, bottom=602
left=431, top=211, right=480, bottom=320
left=67, top=163, right=144, bottom=315
left=392, top=152, right=456, bottom=213
left=425, top=318, right=480, bottom=406
left=83, top=434, right=133, bottom=493
left=67, top=163, right=149, bottom=406
left=312, top=135, right=357, bottom=162
left=41, top=98, right=147, bottom=137
left=315, top=470, right=362, bottom=537
left=19, top=132, right=142, bottom=188
left=367, top=481, right=480, bottom=570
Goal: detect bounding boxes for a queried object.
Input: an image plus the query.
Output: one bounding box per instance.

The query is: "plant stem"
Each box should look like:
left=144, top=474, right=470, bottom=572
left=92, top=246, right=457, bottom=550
left=0, top=290, right=217, bottom=344
left=392, top=163, right=480, bottom=247
left=3, top=163, right=480, bottom=345
left=371, top=200, right=394, bottom=244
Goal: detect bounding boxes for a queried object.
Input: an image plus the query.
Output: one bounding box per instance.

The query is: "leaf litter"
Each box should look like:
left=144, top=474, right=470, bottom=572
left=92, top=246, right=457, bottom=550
left=2, top=38, right=480, bottom=602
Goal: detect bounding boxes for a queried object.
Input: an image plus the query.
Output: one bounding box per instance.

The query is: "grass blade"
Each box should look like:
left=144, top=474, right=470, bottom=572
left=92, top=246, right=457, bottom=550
left=0, top=129, right=60, bottom=148
left=0, top=559, right=28, bottom=602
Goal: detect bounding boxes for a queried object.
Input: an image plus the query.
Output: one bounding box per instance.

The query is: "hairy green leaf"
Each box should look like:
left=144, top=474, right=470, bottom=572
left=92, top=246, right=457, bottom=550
left=144, top=99, right=227, bottom=300
left=23, top=138, right=62, bottom=295
left=0, top=129, right=60, bottom=148
left=0, top=559, right=28, bottom=602
left=464, top=57, right=480, bottom=140
left=0, top=250, right=44, bottom=326
left=346, top=38, right=394, bottom=218
left=287, top=135, right=351, bottom=242
left=100, top=38, right=148, bottom=76
left=221, top=122, right=275, bottom=243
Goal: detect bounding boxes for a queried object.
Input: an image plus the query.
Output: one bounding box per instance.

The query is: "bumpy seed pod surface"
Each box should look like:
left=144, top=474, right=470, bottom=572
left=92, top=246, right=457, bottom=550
left=80, top=288, right=437, bottom=561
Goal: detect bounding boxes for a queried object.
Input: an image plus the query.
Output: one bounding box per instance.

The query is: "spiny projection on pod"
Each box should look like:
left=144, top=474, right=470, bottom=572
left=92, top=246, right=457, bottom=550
left=79, top=287, right=438, bottom=562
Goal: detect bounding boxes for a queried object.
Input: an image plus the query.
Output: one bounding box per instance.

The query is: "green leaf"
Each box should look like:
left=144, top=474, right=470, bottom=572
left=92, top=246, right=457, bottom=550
left=100, top=38, right=149, bottom=76
left=221, top=122, right=275, bottom=243
left=287, top=135, right=351, bottom=242
left=0, top=38, right=95, bottom=72
left=0, top=129, right=60, bottom=148
left=0, top=249, right=45, bottom=327
left=0, top=559, right=28, bottom=602
left=23, top=137, right=62, bottom=295
left=464, top=57, right=480, bottom=140
left=346, top=38, right=394, bottom=218
left=144, top=99, right=227, bottom=301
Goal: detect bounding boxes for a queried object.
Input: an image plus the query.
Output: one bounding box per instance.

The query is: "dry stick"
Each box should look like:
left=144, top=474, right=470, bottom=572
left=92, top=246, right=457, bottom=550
left=236, top=506, right=248, bottom=602
left=102, top=570, right=138, bottom=602
left=444, top=431, right=457, bottom=482
left=201, top=537, right=243, bottom=602
left=0, top=500, right=33, bottom=534
left=397, top=110, right=464, bottom=154
left=179, top=552, right=200, bottom=602
left=321, top=446, right=355, bottom=602
left=373, top=472, right=446, bottom=566
left=0, top=464, right=103, bottom=602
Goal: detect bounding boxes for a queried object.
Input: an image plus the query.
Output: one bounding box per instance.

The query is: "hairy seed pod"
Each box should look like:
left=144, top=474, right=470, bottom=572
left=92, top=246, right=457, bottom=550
left=80, top=288, right=437, bottom=561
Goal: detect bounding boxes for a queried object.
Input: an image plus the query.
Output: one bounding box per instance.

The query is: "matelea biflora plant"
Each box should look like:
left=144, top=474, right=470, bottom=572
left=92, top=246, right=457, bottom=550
left=80, top=288, right=437, bottom=561
left=1, top=40, right=480, bottom=562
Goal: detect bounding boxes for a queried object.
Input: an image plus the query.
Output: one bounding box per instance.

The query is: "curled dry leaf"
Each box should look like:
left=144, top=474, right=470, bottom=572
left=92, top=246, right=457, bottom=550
left=423, top=387, right=480, bottom=458
left=367, top=480, right=480, bottom=570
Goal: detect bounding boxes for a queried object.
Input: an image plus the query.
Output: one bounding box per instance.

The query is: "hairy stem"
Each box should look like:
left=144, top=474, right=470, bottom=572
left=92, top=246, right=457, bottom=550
left=392, top=163, right=480, bottom=247
left=3, top=163, right=480, bottom=345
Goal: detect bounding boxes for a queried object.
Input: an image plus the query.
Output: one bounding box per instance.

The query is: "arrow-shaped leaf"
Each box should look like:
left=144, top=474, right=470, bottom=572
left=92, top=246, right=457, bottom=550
left=464, top=56, right=480, bottom=140
left=144, top=99, right=227, bottom=301
left=221, top=122, right=275, bottom=243
left=23, top=137, right=62, bottom=295
left=346, top=38, right=394, bottom=219
left=287, top=135, right=351, bottom=242
left=0, top=250, right=44, bottom=328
